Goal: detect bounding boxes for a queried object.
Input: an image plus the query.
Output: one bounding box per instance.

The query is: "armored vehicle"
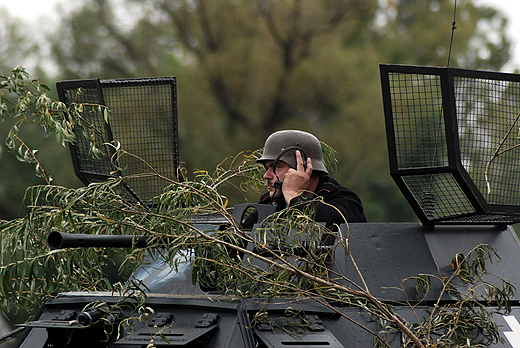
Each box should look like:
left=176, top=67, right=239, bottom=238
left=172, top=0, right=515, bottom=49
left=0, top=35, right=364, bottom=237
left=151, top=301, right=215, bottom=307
left=5, top=65, right=520, bottom=347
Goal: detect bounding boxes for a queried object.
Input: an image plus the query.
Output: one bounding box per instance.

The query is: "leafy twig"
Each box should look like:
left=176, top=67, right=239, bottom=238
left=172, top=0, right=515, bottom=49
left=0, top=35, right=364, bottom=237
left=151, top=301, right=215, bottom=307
left=485, top=110, right=520, bottom=194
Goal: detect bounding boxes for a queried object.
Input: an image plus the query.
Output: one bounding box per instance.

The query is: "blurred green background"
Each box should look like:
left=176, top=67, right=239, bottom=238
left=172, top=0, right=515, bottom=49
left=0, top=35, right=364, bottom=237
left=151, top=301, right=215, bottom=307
left=0, top=0, right=516, bottom=223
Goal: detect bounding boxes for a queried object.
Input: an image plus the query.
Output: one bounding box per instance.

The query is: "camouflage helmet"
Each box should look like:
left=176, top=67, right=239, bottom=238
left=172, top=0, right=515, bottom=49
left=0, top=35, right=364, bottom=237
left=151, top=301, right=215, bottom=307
left=256, top=130, right=328, bottom=174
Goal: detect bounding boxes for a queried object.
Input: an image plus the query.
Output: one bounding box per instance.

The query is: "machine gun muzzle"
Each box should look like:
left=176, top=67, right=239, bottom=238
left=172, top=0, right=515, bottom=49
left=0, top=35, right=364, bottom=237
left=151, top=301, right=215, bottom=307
left=48, top=231, right=148, bottom=250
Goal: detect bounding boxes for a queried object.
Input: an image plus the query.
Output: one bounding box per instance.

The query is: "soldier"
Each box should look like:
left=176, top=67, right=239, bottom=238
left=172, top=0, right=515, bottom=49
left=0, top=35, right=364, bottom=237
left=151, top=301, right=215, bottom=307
left=242, top=130, right=366, bottom=230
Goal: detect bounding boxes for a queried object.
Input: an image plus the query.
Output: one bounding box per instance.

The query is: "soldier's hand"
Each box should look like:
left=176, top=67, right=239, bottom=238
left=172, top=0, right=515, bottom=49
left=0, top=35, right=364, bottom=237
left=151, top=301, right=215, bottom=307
left=282, top=150, right=313, bottom=205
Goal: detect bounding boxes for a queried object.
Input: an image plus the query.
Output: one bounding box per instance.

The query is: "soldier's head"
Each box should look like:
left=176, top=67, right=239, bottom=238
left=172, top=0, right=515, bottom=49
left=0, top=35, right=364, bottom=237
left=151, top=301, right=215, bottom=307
left=256, top=130, right=328, bottom=174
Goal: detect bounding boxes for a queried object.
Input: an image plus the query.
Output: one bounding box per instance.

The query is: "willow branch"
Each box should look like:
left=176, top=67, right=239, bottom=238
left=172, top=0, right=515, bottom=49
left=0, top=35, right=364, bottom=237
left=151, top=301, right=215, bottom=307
left=485, top=110, right=520, bottom=194
left=191, top=225, right=425, bottom=348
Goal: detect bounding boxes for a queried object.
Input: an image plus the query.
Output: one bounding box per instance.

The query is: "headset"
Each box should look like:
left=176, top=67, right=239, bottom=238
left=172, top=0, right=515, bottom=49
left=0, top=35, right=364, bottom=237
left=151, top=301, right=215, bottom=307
left=272, top=146, right=308, bottom=191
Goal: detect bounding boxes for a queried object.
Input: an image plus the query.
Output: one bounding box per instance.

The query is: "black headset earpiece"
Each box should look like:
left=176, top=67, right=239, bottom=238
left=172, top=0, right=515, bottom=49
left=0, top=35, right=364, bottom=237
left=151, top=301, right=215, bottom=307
left=272, top=146, right=308, bottom=190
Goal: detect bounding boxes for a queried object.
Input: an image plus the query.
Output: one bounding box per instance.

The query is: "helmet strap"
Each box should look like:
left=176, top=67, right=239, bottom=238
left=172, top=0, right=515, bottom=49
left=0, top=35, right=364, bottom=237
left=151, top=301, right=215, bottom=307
left=272, top=146, right=307, bottom=192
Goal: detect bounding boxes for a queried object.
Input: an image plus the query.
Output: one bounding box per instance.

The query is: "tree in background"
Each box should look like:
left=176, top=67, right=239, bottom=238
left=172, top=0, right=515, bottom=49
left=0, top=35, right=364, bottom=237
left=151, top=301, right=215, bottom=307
left=0, top=9, right=83, bottom=219
left=1, top=0, right=514, bottom=222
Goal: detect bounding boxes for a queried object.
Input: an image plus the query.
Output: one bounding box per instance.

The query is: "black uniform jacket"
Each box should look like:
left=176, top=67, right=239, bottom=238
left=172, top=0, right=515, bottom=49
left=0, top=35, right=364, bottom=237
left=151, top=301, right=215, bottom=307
left=241, top=175, right=366, bottom=230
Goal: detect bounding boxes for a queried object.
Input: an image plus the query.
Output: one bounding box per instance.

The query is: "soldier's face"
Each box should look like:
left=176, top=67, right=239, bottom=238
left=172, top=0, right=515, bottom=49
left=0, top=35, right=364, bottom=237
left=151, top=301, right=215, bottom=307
left=263, top=160, right=291, bottom=198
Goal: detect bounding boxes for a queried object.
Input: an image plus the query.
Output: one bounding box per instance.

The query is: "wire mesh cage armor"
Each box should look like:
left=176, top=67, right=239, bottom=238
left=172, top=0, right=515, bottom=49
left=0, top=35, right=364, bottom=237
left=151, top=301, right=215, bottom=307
left=380, top=64, right=520, bottom=226
left=57, top=77, right=179, bottom=206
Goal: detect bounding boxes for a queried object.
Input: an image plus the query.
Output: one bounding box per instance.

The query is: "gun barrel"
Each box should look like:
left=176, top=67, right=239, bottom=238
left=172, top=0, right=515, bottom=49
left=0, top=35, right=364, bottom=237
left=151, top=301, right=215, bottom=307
left=48, top=231, right=148, bottom=250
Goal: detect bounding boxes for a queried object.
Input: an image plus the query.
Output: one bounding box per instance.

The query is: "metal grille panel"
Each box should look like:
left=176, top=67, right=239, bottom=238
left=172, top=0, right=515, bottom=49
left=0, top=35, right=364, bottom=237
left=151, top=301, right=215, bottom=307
left=454, top=76, right=520, bottom=206
left=402, top=173, right=474, bottom=220
left=380, top=64, right=520, bottom=225
left=59, top=81, right=115, bottom=177
left=388, top=72, right=448, bottom=169
left=57, top=77, right=178, bottom=205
